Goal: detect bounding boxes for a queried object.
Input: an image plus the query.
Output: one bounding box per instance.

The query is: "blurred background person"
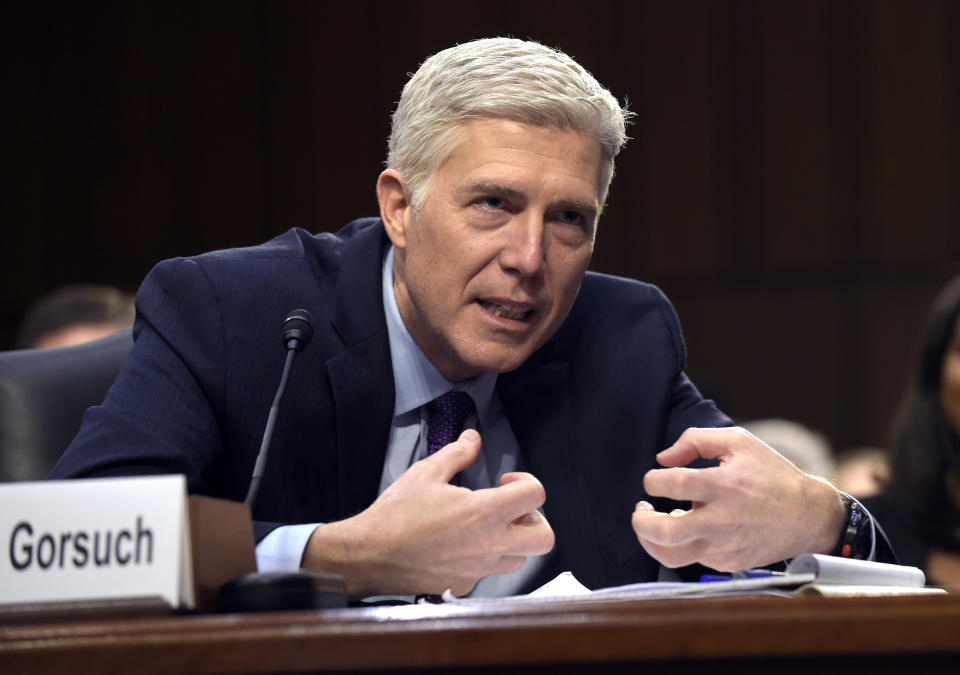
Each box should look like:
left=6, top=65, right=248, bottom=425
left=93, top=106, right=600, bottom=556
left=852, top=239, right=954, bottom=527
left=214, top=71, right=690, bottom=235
left=14, top=284, right=135, bottom=350
left=743, top=419, right=892, bottom=499
left=741, top=418, right=837, bottom=480
left=834, top=446, right=890, bottom=499
left=867, top=276, right=960, bottom=584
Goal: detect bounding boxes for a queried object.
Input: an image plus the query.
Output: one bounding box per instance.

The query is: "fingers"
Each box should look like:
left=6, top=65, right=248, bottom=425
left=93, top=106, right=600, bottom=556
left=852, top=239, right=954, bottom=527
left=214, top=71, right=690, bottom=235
left=633, top=424, right=829, bottom=571
left=474, top=473, right=554, bottom=556
left=656, top=427, right=753, bottom=467
left=513, top=511, right=541, bottom=525
left=635, top=536, right=708, bottom=570
left=643, top=466, right=717, bottom=502
left=631, top=500, right=702, bottom=546
left=417, top=428, right=482, bottom=482
left=498, top=471, right=529, bottom=486
left=482, top=471, right=547, bottom=522
left=631, top=501, right=712, bottom=569
left=419, top=441, right=553, bottom=555
left=506, top=509, right=555, bottom=556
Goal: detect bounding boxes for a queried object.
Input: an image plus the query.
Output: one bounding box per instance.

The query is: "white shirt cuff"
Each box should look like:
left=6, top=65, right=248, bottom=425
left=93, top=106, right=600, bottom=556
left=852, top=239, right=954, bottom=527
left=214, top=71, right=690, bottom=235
left=255, top=523, right=321, bottom=571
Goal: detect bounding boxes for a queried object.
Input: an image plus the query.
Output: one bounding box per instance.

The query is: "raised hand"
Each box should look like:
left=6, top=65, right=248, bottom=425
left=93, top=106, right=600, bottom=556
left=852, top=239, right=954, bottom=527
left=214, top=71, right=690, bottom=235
left=303, top=429, right=555, bottom=597
left=631, top=427, right=845, bottom=572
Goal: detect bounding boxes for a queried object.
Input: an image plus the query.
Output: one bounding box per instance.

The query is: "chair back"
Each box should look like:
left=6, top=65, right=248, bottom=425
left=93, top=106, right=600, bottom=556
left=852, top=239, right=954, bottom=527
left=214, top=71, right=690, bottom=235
left=0, top=329, right=133, bottom=481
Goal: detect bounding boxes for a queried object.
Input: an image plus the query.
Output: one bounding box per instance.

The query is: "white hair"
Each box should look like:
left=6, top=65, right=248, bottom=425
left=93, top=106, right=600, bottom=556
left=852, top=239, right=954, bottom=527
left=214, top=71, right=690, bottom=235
left=387, top=37, right=633, bottom=212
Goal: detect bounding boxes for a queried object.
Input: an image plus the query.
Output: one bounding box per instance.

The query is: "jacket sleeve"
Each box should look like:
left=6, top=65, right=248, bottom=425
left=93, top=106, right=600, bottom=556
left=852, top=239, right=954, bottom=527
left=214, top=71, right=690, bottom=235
left=51, top=257, right=301, bottom=544
left=648, top=284, right=732, bottom=443
left=50, top=257, right=230, bottom=491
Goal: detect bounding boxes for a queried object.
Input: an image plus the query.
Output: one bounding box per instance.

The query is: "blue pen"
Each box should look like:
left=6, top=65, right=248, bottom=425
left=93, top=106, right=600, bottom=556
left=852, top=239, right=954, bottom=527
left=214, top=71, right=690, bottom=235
left=699, top=569, right=783, bottom=583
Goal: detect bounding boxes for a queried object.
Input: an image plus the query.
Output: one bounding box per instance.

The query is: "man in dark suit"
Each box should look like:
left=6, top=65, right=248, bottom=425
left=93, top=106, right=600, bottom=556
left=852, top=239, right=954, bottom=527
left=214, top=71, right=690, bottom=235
left=52, top=38, right=886, bottom=598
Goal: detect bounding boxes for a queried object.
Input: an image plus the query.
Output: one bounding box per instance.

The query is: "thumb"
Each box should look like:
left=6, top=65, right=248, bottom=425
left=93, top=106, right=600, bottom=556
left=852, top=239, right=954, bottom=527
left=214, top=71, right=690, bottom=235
left=421, top=428, right=482, bottom=482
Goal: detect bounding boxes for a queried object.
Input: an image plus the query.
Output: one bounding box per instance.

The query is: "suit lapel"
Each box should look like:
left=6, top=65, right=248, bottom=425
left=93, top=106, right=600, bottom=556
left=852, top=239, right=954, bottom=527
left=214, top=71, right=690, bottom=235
left=499, top=359, right=606, bottom=589
left=326, top=223, right=395, bottom=518
left=326, top=339, right=393, bottom=518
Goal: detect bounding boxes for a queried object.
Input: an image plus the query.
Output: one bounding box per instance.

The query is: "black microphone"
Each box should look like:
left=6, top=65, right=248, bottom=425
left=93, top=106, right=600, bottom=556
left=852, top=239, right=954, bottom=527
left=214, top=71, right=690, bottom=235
left=244, top=309, right=314, bottom=507
left=218, top=308, right=347, bottom=613
left=281, top=308, right=313, bottom=353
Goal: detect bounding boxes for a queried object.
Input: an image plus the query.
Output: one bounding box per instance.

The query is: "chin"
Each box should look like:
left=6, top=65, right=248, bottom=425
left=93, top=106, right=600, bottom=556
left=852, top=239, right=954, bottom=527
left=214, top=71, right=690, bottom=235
left=462, top=348, right=536, bottom=376
left=443, top=331, right=547, bottom=379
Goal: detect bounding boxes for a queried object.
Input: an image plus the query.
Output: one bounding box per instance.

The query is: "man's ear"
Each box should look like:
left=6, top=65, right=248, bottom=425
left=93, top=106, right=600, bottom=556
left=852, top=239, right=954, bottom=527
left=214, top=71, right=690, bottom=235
left=377, top=169, right=413, bottom=249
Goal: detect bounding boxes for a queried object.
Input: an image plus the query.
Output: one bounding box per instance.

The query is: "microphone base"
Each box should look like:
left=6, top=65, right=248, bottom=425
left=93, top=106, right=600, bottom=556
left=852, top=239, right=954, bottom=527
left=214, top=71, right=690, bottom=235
left=217, top=570, right=347, bottom=613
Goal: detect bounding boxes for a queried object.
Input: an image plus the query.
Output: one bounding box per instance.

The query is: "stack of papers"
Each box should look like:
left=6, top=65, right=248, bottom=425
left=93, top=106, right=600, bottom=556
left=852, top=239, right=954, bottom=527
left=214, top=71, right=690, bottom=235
left=442, top=554, right=946, bottom=605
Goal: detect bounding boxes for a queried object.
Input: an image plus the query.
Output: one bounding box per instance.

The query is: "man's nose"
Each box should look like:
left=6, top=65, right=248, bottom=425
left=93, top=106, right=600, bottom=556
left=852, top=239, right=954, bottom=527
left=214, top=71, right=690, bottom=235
left=498, top=215, right=545, bottom=277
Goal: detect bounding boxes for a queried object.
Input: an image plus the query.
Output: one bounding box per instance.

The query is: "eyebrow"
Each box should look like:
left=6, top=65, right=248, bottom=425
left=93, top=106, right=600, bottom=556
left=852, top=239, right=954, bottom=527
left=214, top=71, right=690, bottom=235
left=457, top=182, right=599, bottom=221
left=456, top=181, right=526, bottom=202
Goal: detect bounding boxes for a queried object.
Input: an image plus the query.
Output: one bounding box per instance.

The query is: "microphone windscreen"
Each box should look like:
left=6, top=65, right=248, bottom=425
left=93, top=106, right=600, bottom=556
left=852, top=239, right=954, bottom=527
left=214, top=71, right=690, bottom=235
left=282, top=309, right=313, bottom=351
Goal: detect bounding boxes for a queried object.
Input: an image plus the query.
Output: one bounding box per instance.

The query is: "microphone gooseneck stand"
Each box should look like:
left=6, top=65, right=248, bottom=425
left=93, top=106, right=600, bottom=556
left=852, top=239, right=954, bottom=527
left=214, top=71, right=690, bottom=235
left=217, top=309, right=348, bottom=613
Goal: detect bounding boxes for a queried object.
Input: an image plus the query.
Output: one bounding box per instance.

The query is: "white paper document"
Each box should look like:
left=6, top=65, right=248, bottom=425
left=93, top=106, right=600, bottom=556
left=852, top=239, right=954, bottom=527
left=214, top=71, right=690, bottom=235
left=442, top=554, right=946, bottom=605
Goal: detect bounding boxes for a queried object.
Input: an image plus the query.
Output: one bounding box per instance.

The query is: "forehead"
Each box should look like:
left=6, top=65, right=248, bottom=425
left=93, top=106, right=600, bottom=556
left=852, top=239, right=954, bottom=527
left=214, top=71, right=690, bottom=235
left=434, top=119, right=603, bottom=203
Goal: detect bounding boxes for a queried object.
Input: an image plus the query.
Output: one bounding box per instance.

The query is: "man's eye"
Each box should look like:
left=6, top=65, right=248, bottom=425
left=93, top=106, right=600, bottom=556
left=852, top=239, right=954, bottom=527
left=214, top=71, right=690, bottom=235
left=557, top=210, right=583, bottom=225
left=480, top=196, right=504, bottom=210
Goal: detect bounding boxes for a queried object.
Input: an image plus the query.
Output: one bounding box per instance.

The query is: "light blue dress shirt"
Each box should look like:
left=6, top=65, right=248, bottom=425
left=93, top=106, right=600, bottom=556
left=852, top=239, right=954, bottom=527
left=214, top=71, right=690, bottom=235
left=256, top=246, right=546, bottom=596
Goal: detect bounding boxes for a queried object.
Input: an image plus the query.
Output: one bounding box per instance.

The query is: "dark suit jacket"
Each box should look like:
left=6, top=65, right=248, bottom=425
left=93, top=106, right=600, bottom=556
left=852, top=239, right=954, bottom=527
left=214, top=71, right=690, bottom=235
left=51, top=218, right=738, bottom=591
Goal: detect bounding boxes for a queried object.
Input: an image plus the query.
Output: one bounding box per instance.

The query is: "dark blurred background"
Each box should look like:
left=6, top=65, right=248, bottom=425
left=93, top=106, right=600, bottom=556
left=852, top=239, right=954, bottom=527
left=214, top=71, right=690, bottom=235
left=3, top=0, right=958, bottom=452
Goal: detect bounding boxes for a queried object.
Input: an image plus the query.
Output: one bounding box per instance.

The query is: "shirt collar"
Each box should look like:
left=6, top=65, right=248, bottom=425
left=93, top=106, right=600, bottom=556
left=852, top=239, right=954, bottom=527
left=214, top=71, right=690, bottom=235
left=382, top=246, right=497, bottom=418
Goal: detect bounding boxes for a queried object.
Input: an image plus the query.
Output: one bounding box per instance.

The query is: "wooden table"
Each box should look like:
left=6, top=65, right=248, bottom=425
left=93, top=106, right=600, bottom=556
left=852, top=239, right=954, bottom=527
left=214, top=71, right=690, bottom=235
left=3, top=593, right=960, bottom=673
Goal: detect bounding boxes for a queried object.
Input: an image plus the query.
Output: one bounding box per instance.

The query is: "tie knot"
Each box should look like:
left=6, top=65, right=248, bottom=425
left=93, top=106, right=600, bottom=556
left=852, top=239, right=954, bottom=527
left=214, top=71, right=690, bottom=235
left=426, top=390, right=474, bottom=455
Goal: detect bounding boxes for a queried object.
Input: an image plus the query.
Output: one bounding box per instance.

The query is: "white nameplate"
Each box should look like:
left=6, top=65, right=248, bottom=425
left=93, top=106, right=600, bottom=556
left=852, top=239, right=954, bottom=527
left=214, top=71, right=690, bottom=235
left=0, top=475, right=194, bottom=609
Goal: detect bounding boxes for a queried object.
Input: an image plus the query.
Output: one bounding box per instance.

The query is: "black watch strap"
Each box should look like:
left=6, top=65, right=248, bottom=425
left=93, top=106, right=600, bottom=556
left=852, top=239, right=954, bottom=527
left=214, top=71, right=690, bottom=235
left=831, top=493, right=871, bottom=559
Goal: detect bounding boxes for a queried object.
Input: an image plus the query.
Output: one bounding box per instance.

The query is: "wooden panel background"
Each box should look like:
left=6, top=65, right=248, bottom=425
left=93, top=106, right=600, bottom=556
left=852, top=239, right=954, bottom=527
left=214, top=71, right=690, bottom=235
left=2, top=0, right=958, bottom=451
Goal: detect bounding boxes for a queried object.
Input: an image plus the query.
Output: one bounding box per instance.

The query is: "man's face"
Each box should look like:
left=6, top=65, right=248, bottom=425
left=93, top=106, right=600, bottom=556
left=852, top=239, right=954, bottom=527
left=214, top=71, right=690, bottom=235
left=384, top=119, right=603, bottom=382
left=941, top=316, right=960, bottom=437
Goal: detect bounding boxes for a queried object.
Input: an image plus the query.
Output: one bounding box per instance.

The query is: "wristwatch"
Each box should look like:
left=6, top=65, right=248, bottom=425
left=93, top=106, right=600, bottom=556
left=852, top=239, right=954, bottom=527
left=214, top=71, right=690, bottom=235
left=832, top=493, right=870, bottom=559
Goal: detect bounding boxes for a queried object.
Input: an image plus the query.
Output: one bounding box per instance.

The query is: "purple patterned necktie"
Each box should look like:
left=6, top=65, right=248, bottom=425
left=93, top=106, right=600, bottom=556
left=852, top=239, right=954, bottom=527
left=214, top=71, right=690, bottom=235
left=426, top=390, right=474, bottom=455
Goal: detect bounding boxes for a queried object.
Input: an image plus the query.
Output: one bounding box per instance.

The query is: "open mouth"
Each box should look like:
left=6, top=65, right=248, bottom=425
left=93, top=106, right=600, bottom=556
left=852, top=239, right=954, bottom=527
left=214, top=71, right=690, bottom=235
left=478, top=299, right=532, bottom=321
